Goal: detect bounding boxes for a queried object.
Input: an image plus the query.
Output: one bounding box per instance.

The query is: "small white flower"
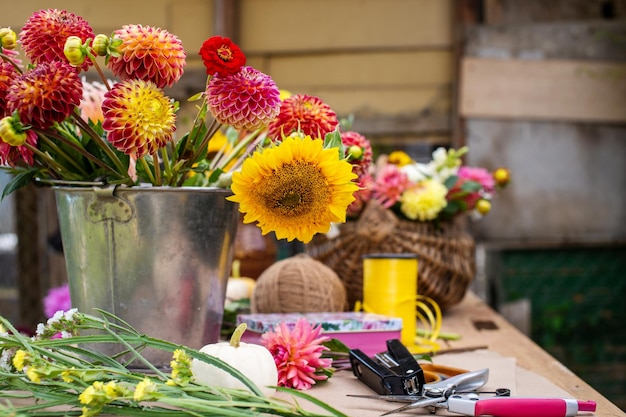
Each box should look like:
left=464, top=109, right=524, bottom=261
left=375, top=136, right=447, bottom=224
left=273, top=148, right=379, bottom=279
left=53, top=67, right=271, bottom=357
left=48, top=310, right=64, bottom=325
left=61, top=331, right=72, bottom=338
left=64, top=308, right=79, bottom=321
left=36, top=323, right=45, bottom=336
left=0, top=349, right=12, bottom=371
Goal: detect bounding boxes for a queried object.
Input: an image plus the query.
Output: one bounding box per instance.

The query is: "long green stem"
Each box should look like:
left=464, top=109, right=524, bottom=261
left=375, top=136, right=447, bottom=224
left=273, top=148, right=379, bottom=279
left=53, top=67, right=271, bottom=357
left=39, top=129, right=125, bottom=179
left=22, top=143, right=76, bottom=180
left=152, top=151, right=162, bottom=185
left=71, top=113, right=127, bottom=174
left=139, top=157, right=157, bottom=185
left=37, top=135, right=89, bottom=177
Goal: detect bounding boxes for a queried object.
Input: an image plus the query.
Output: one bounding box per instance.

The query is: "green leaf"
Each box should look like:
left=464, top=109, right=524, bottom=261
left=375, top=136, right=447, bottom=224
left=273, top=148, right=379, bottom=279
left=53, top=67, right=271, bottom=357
left=322, top=338, right=351, bottom=354
left=460, top=180, right=482, bottom=192
left=443, top=174, right=458, bottom=189
left=1, top=169, right=38, bottom=200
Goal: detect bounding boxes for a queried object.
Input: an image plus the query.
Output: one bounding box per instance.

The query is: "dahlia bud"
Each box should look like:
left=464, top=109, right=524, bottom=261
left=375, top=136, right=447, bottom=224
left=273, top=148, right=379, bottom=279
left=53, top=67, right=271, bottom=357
left=0, top=116, right=27, bottom=146
left=63, top=36, right=86, bottom=66
left=92, top=34, right=110, bottom=56
left=475, top=199, right=492, bottom=215
left=0, top=28, right=17, bottom=50
left=493, top=168, right=511, bottom=187
left=348, top=145, right=363, bottom=161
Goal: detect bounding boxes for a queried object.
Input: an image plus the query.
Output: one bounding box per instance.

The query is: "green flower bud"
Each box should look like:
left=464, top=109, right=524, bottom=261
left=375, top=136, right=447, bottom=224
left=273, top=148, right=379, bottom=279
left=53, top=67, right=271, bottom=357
left=92, top=34, right=110, bottom=56
left=348, top=145, right=363, bottom=160
left=0, top=27, right=17, bottom=50
left=0, top=116, right=27, bottom=146
left=63, top=36, right=86, bottom=66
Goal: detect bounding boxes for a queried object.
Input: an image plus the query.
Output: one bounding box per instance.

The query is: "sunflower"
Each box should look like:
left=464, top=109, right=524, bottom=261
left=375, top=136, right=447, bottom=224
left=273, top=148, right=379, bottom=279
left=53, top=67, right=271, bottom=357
left=228, top=135, right=358, bottom=243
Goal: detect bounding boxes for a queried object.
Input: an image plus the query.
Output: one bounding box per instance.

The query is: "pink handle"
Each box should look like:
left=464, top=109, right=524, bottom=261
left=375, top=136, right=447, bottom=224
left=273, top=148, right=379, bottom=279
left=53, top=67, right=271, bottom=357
left=474, top=398, right=596, bottom=417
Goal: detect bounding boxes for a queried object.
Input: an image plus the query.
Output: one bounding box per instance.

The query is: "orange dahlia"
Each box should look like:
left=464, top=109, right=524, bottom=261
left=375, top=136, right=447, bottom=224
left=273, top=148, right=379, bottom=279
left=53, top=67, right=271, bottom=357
left=0, top=62, right=19, bottom=117
left=107, top=24, right=186, bottom=88
left=19, top=9, right=94, bottom=72
left=7, top=61, right=82, bottom=129
left=102, top=80, right=176, bottom=158
left=267, top=94, right=339, bottom=141
left=206, top=66, right=281, bottom=130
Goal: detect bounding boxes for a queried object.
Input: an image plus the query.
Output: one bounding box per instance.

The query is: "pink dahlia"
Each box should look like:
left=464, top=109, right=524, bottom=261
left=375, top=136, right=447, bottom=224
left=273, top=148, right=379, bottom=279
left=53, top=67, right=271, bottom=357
left=199, top=36, right=246, bottom=77
left=7, top=61, right=82, bottom=129
left=0, top=62, right=19, bottom=117
left=19, top=9, right=94, bottom=72
left=102, top=80, right=176, bottom=158
left=0, top=128, right=37, bottom=167
left=341, top=131, right=373, bottom=178
left=458, top=166, right=495, bottom=193
left=79, top=78, right=109, bottom=124
left=206, top=66, right=281, bottom=130
left=267, top=94, right=339, bottom=141
left=372, top=164, right=411, bottom=208
left=107, top=24, right=186, bottom=88
left=261, top=318, right=332, bottom=390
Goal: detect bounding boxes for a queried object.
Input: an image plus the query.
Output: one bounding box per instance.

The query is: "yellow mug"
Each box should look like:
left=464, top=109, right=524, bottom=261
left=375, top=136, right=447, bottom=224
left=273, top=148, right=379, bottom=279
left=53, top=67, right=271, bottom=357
left=362, top=253, right=418, bottom=347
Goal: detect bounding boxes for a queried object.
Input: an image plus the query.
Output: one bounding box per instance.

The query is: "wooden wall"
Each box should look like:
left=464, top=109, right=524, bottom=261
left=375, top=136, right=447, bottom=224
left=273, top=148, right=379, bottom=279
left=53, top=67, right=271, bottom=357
left=3, top=0, right=455, bottom=149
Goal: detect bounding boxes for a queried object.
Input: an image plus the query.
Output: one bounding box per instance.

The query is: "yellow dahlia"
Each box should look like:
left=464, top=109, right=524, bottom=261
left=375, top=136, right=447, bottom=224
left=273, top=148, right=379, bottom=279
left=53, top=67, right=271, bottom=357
left=399, top=179, right=448, bottom=221
left=7, top=61, right=82, bottom=129
left=102, top=80, right=176, bottom=158
left=267, top=94, right=339, bottom=141
left=228, top=135, right=358, bottom=243
left=107, top=24, right=186, bottom=88
left=19, top=9, right=94, bottom=72
left=206, top=66, right=281, bottom=130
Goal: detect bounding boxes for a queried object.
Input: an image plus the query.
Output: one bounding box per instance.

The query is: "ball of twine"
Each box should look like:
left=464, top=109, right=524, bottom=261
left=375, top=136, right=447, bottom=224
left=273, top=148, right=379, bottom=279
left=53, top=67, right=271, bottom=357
left=251, top=253, right=347, bottom=313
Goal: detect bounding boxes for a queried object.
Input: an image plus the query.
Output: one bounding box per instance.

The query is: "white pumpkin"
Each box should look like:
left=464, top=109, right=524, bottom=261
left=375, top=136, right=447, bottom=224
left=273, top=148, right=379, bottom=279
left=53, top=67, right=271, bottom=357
left=191, top=323, right=278, bottom=397
left=225, top=260, right=256, bottom=302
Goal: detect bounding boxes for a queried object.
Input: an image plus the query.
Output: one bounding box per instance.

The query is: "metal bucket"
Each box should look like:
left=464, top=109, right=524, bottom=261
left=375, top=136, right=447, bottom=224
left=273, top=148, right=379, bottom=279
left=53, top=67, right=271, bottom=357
left=54, top=186, right=239, bottom=367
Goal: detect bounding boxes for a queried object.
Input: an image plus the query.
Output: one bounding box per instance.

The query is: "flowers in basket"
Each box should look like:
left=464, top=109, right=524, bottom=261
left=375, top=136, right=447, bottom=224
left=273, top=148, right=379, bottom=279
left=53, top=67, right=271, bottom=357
left=0, top=9, right=359, bottom=243
left=346, top=144, right=511, bottom=224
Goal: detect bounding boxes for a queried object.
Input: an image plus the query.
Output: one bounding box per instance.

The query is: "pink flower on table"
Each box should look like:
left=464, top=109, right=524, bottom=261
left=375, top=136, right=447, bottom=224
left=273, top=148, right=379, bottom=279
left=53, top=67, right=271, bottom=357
left=261, top=318, right=331, bottom=390
left=458, top=166, right=495, bottom=193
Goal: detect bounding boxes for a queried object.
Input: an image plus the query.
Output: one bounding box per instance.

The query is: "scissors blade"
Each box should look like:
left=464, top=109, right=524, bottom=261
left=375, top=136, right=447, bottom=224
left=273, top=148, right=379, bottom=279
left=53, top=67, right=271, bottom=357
left=380, top=397, right=447, bottom=415
left=346, top=394, right=423, bottom=403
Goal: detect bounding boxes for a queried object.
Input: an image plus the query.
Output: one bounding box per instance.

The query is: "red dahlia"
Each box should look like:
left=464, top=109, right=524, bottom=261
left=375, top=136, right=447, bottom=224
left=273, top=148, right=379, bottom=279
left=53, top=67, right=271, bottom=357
left=199, top=36, right=246, bottom=78
left=267, top=94, right=339, bottom=141
left=19, top=9, right=95, bottom=72
left=7, top=61, right=82, bottom=129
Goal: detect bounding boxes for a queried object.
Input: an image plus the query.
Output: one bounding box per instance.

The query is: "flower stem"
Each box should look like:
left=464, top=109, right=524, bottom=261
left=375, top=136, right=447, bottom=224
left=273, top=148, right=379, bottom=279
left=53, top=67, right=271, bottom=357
left=71, top=113, right=128, bottom=175
left=139, top=157, right=157, bottom=185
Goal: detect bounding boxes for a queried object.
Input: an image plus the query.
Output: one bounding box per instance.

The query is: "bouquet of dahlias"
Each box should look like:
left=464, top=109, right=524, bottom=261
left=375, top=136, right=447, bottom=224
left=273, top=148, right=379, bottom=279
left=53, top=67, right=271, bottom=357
left=347, top=145, right=511, bottom=224
left=0, top=9, right=360, bottom=243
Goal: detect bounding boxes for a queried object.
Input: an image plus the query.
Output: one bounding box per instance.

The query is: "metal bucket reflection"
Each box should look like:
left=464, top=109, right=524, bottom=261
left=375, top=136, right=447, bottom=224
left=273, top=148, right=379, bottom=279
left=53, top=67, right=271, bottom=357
left=54, top=186, right=239, bottom=367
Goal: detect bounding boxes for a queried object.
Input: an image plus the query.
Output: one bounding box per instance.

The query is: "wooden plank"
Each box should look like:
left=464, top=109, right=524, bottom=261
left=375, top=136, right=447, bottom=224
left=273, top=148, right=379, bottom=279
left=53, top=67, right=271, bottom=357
left=265, top=51, right=452, bottom=88
left=460, top=57, right=626, bottom=123
left=239, top=0, right=453, bottom=53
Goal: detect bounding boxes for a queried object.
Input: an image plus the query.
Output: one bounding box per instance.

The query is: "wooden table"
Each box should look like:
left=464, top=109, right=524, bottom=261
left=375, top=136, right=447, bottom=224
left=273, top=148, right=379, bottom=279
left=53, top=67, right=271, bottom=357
left=5, top=292, right=623, bottom=416
left=432, top=292, right=623, bottom=416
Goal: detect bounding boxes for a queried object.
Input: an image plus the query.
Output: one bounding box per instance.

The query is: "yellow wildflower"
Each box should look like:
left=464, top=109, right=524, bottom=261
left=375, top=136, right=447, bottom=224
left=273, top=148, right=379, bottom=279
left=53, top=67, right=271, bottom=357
left=12, top=350, right=29, bottom=371
left=134, top=377, right=158, bottom=401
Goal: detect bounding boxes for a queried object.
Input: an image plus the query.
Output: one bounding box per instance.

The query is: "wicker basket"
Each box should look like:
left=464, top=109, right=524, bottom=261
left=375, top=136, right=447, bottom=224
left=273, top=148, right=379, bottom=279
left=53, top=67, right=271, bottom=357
left=306, top=200, right=476, bottom=310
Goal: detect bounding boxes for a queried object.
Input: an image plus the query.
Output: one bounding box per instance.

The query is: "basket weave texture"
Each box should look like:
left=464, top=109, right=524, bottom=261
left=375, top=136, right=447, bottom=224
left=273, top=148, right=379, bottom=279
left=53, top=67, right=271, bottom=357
left=306, top=200, right=476, bottom=310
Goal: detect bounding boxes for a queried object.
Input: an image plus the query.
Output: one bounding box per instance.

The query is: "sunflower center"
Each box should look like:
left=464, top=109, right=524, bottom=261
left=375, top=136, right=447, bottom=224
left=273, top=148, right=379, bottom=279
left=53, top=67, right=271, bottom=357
left=262, top=161, right=329, bottom=216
